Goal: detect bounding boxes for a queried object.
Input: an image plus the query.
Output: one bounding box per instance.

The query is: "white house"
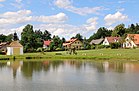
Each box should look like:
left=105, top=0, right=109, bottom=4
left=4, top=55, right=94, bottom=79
left=103, top=37, right=121, bottom=45
left=7, top=41, right=23, bottom=55
left=123, top=34, right=139, bottom=48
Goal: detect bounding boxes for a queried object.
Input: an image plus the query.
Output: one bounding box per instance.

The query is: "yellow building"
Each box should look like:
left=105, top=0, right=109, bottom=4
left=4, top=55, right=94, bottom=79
left=63, top=38, right=83, bottom=50
left=7, top=41, right=23, bottom=55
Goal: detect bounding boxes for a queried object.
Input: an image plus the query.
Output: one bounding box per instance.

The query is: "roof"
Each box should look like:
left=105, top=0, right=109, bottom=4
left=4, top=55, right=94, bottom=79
left=90, top=38, right=104, bottom=45
left=127, top=34, right=139, bottom=44
left=63, top=38, right=78, bottom=46
left=105, top=37, right=121, bottom=43
left=44, top=40, right=51, bottom=46
left=8, top=41, right=23, bottom=47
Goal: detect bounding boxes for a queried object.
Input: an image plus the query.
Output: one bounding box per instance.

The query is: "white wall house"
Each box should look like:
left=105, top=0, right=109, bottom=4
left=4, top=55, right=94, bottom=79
left=7, top=41, right=23, bottom=55
left=103, top=37, right=121, bottom=45
left=123, top=34, right=139, bottom=48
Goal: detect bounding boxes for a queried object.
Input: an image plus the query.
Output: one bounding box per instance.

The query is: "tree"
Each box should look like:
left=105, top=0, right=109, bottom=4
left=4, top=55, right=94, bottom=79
left=0, top=34, right=6, bottom=42
left=112, top=24, right=125, bottom=37
left=75, top=33, right=83, bottom=41
left=43, top=30, right=51, bottom=40
left=88, top=27, right=112, bottom=42
left=13, top=32, right=19, bottom=41
left=5, top=34, right=13, bottom=42
left=21, top=24, right=36, bottom=52
left=50, top=35, right=63, bottom=51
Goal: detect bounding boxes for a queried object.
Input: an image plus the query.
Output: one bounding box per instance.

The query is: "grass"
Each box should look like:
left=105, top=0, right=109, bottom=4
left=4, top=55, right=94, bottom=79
left=0, top=48, right=139, bottom=61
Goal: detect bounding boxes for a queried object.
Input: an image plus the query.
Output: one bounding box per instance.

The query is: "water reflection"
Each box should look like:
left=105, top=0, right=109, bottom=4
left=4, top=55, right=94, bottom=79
left=0, top=60, right=139, bottom=79
left=0, top=60, right=139, bottom=91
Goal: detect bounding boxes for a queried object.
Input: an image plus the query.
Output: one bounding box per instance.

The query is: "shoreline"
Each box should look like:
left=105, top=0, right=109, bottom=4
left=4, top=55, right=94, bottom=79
left=0, top=49, right=139, bottom=61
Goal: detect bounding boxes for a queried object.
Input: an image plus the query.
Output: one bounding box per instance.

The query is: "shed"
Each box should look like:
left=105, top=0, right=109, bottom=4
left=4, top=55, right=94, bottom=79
left=7, top=41, right=23, bottom=55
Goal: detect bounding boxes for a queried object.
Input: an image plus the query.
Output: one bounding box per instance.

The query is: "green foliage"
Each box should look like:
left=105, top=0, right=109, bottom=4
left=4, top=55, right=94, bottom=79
left=110, top=42, right=121, bottom=49
left=91, top=45, right=96, bottom=49
left=21, top=24, right=36, bottom=52
left=88, top=27, right=112, bottom=42
left=50, top=36, right=63, bottom=51
left=75, top=33, right=83, bottom=41
left=112, top=24, right=125, bottom=37
left=96, top=45, right=105, bottom=49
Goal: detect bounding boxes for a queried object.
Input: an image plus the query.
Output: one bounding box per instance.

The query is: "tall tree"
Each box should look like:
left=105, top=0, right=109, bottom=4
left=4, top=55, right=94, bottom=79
left=88, top=27, right=112, bottom=42
left=43, top=30, right=51, bottom=40
left=75, top=33, right=83, bottom=41
left=21, top=24, right=36, bottom=52
left=112, top=24, right=126, bottom=37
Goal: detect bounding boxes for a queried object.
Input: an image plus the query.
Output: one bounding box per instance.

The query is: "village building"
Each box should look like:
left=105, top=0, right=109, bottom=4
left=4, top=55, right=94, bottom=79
left=43, top=40, right=51, bottom=48
left=90, top=38, right=104, bottom=45
left=103, top=37, right=121, bottom=45
left=123, top=34, right=139, bottom=48
left=7, top=32, right=23, bottom=55
left=63, top=38, right=83, bottom=50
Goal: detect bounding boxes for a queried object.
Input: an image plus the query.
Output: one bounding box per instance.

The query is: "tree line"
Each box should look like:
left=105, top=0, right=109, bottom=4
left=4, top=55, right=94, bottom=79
left=0, top=23, right=139, bottom=52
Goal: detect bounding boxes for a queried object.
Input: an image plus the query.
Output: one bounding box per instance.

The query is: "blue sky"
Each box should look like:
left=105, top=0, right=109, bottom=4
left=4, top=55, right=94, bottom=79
left=0, top=0, right=139, bottom=39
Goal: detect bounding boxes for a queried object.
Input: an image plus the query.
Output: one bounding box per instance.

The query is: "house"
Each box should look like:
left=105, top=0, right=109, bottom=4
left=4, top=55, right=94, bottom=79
left=43, top=40, right=51, bottom=48
left=90, top=38, right=104, bottom=45
left=103, top=37, right=121, bottom=45
left=63, top=38, right=83, bottom=50
left=7, top=41, right=23, bottom=55
left=0, top=42, right=10, bottom=54
left=123, top=34, right=139, bottom=48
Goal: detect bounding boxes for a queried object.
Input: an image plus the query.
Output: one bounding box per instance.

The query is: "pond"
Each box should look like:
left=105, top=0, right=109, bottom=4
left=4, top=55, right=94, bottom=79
left=0, top=60, right=139, bottom=91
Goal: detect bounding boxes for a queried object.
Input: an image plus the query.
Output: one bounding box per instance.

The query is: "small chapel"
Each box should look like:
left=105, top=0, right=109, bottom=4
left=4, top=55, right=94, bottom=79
left=7, top=32, right=23, bottom=55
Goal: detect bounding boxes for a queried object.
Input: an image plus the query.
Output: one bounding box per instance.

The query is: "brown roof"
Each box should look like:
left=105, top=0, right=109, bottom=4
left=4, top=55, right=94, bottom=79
left=90, top=38, right=104, bottom=45
left=8, top=41, right=23, bottom=47
left=127, top=34, right=139, bottom=44
left=63, top=38, right=78, bottom=46
left=106, top=37, right=121, bottom=43
left=44, top=40, right=51, bottom=46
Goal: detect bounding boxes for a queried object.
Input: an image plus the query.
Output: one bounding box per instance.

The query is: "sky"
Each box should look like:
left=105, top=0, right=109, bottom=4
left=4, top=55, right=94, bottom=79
left=0, top=0, right=139, bottom=39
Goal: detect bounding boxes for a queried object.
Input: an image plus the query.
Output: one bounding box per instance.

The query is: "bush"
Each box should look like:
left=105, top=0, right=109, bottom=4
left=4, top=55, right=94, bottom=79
left=110, top=42, right=121, bottom=49
left=96, top=45, right=105, bottom=49
left=36, top=48, right=43, bottom=52
left=91, top=45, right=95, bottom=49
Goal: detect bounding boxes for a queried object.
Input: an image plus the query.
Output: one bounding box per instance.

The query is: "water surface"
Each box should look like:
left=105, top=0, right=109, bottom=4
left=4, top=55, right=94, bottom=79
left=0, top=60, right=139, bottom=91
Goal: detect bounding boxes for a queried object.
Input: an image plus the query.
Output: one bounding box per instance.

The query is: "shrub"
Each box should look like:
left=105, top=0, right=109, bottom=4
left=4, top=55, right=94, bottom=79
left=110, top=42, right=121, bottom=49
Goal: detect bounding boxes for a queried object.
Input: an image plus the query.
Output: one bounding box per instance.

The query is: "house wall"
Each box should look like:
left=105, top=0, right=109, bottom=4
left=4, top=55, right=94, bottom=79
left=123, top=37, right=137, bottom=48
left=103, top=38, right=109, bottom=45
left=71, top=40, right=83, bottom=49
left=64, top=40, right=83, bottom=49
left=7, top=47, right=23, bottom=55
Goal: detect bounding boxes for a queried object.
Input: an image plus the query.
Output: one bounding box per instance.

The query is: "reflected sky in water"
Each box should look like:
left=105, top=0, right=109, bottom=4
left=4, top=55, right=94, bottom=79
left=0, top=60, right=139, bottom=91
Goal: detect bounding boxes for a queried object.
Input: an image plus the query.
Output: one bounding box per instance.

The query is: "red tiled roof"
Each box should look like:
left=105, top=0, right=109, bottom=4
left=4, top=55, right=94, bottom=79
left=44, top=40, right=51, bottom=46
left=127, top=34, right=139, bottom=44
left=106, top=37, right=121, bottom=43
left=63, top=38, right=78, bottom=46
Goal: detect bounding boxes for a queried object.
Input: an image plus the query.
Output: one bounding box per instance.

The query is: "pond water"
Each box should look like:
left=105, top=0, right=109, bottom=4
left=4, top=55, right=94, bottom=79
left=0, top=60, right=139, bottom=91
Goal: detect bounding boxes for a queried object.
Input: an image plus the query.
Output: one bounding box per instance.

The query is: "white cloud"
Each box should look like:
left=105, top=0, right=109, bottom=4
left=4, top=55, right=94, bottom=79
left=85, top=17, right=98, bottom=31
left=15, top=0, right=22, bottom=3
left=33, top=13, right=68, bottom=23
left=0, top=10, right=68, bottom=26
left=34, top=17, right=98, bottom=39
left=104, top=11, right=128, bottom=26
left=118, top=0, right=126, bottom=4
left=0, top=0, right=5, bottom=2
left=54, top=0, right=105, bottom=15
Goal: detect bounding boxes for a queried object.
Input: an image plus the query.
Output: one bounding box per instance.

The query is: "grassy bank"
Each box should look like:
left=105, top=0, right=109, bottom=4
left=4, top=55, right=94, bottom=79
left=0, top=49, right=139, bottom=61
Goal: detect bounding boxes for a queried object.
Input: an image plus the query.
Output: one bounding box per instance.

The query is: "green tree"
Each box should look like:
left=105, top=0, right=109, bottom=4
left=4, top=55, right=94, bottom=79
left=88, top=27, right=112, bottom=42
left=112, top=24, right=125, bottom=37
left=50, top=35, right=63, bottom=51
left=0, top=34, right=7, bottom=42
left=5, top=34, right=13, bottom=42
left=21, top=24, right=36, bottom=52
left=43, top=30, right=51, bottom=40
left=75, top=33, right=83, bottom=41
